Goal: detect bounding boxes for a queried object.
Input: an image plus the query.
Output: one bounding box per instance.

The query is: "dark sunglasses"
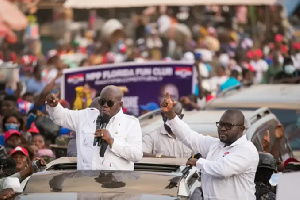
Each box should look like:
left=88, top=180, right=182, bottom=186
left=98, top=99, right=118, bottom=107
left=216, top=122, right=244, bottom=130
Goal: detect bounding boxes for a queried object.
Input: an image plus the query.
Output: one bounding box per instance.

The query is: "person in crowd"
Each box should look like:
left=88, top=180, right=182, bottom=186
left=1, top=96, right=18, bottom=117
left=250, top=49, right=269, bottom=84
left=161, top=93, right=258, bottom=200
left=209, top=65, right=228, bottom=93
left=241, top=68, right=254, bottom=87
left=2, top=114, right=23, bottom=133
left=26, top=65, right=47, bottom=95
left=22, top=92, right=34, bottom=104
left=10, top=146, right=30, bottom=172
left=32, top=134, right=54, bottom=159
left=4, top=130, right=22, bottom=155
left=261, top=53, right=283, bottom=84
left=143, top=102, right=193, bottom=158
left=255, top=152, right=277, bottom=200
left=219, top=69, right=241, bottom=92
left=261, top=122, right=286, bottom=172
left=46, top=85, right=142, bottom=170
left=273, top=57, right=300, bottom=84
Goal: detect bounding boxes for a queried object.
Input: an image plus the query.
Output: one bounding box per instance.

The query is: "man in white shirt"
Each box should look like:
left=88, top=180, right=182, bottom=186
left=250, top=50, right=269, bottom=84
left=46, top=85, right=143, bottom=170
left=161, top=93, right=259, bottom=200
left=143, top=103, right=193, bottom=158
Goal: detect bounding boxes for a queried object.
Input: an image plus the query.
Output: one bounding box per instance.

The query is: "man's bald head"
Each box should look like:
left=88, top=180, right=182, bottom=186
left=100, top=85, right=123, bottom=101
left=99, top=85, right=123, bottom=117
left=223, top=109, right=245, bottom=126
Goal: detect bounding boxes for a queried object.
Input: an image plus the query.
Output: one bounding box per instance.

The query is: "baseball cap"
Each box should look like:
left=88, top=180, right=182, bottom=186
left=4, top=130, right=21, bottom=142
left=284, top=157, right=300, bottom=168
left=140, top=102, right=159, bottom=111
left=10, top=146, right=29, bottom=158
left=28, top=123, right=39, bottom=134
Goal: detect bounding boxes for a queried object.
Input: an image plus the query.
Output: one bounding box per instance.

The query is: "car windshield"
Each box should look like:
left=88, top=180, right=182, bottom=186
left=209, top=107, right=300, bottom=150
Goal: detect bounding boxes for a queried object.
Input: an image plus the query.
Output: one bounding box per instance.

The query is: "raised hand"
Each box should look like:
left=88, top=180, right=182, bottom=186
left=45, top=93, right=59, bottom=107
left=160, top=92, right=177, bottom=120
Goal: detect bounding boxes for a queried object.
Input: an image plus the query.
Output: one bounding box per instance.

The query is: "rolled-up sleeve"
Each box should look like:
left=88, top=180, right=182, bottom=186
left=111, top=119, right=143, bottom=162
left=196, top=147, right=257, bottom=178
left=46, top=104, right=99, bottom=131
left=166, top=116, right=218, bottom=158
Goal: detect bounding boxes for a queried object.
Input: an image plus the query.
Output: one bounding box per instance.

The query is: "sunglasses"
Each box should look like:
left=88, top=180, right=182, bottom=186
left=98, top=99, right=119, bottom=108
left=216, top=122, right=244, bottom=130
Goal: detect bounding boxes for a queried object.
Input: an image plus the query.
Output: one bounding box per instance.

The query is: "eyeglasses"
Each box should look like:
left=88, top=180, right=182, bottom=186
left=216, top=122, right=244, bottom=130
left=98, top=99, right=119, bottom=108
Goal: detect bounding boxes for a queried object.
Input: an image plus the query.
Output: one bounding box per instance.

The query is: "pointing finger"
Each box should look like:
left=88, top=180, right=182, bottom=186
left=166, top=92, right=171, bottom=100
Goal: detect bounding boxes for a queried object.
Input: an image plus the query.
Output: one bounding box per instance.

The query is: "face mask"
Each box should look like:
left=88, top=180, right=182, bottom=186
left=5, top=123, right=19, bottom=131
left=284, top=65, right=296, bottom=75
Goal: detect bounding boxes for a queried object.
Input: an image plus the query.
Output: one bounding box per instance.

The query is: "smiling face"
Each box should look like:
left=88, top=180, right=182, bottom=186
left=12, top=152, right=29, bottom=172
left=217, top=110, right=245, bottom=146
left=99, top=86, right=123, bottom=117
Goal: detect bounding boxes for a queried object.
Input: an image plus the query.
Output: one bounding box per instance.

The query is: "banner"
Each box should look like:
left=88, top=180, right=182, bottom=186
left=61, top=61, right=194, bottom=116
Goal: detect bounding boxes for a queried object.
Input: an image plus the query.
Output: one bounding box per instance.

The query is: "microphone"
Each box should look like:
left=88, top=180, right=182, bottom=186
left=182, top=153, right=202, bottom=175
left=93, top=114, right=111, bottom=146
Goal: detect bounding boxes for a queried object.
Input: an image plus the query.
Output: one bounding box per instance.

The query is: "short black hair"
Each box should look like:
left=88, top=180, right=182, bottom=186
left=3, top=95, right=17, bottom=102
left=242, top=69, right=250, bottom=78
left=23, top=92, right=34, bottom=98
left=2, top=113, right=24, bottom=131
left=230, top=70, right=239, bottom=78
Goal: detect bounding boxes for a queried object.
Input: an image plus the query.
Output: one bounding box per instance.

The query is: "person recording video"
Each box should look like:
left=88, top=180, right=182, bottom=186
left=46, top=85, right=143, bottom=170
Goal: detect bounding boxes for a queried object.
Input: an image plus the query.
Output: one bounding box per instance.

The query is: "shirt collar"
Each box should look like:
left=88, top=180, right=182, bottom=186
left=229, top=134, right=247, bottom=147
left=160, top=125, right=175, bottom=139
left=108, top=108, right=123, bottom=124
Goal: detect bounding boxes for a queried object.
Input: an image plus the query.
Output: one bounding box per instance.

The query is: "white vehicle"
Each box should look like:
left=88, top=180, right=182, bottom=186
left=139, top=107, right=293, bottom=161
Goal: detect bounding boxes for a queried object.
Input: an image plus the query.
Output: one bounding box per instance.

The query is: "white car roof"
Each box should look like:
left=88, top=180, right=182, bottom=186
left=205, top=84, right=300, bottom=110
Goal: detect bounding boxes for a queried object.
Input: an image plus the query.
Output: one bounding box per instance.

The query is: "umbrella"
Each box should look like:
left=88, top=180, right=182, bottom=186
left=0, top=0, right=28, bottom=30
left=163, top=23, right=192, bottom=44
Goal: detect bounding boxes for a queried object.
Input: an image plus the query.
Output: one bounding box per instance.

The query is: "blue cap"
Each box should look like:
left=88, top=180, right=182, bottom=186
left=194, top=52, right=202, bottom=60
left=140, top=102, right=159, bottom=111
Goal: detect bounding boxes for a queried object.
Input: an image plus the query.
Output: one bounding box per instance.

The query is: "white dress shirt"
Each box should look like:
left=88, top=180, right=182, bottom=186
left=143, top=125, right=193, bottom=158
left=47, top=103, right=143, bottom=170
left=166, top=116, right=259, bottom=200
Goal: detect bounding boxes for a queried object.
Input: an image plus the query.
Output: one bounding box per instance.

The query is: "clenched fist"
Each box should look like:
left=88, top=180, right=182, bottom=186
left=45, top=93, right=59, bottom=107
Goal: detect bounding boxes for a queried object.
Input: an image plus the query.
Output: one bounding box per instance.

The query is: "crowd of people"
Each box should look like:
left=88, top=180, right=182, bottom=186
left=0, top=4, right=299, bottom=200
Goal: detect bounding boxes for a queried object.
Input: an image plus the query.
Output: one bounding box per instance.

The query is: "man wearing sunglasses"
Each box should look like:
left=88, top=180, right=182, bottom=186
left=143, top=102, right=193, bottom=158
left=46, top=85, right=143, bottom=170
left=161, top=92, right=258, bottom=200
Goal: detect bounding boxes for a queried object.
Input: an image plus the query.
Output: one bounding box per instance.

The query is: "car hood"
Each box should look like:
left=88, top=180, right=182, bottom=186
left=14, top=192, right=181, bottom=200
left=22, top=170, right=183, bottom=197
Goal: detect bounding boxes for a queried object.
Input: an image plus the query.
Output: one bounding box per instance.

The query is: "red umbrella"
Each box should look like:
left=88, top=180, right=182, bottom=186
left=0, top=0, right=28, bottom=30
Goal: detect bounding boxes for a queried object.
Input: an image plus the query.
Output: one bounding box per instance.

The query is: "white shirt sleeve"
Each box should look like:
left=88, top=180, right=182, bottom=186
left=142, top=133, right=154, bottom=154
left=46, top=103, right=99, bottom=131
left=196, top=146, right=257, bottom=178
left=166, top=116, right=218, bottom=158
left=111, top=119, right=143, bottom=162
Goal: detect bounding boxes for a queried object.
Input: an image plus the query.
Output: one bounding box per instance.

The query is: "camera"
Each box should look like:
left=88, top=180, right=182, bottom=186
left=32, top=160, right=45, bottom=173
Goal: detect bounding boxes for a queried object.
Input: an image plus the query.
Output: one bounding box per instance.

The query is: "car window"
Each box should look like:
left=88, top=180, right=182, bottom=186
left=251, top=119, right=293, bottom=161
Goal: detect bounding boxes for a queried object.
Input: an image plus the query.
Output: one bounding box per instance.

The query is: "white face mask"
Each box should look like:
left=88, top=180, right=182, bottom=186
left=284, top=65, right=296, bottom=75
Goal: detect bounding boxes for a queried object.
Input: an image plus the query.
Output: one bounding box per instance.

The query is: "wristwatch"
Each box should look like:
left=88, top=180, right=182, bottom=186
left=156, top=153, right=163, bottom=158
